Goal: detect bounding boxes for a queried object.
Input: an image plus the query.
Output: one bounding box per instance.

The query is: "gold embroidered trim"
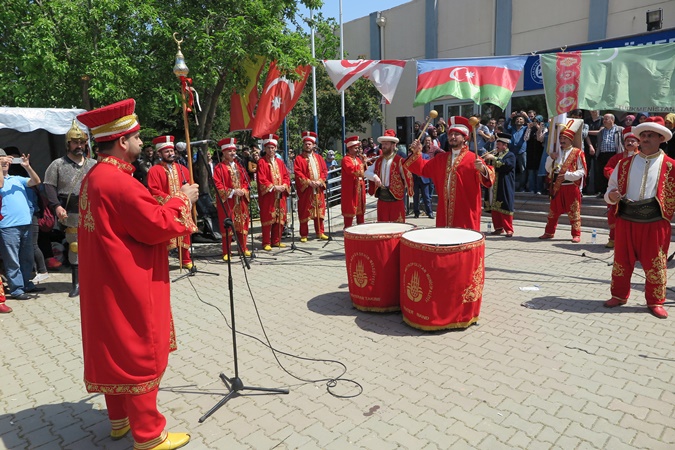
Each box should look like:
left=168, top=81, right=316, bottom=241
left=100, top=156, right=133, bottom=174
left=403, top=315, right=479, bottom=331
left=401, top=237, right=484, bottom=254
left=85, top=372, right=164, bottom=395
left=462, top=259, right=484, bottom=303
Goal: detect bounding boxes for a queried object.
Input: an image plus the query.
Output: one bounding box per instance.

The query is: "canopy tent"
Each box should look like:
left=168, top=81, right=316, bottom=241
left=0, top=107, right=87, bottom=177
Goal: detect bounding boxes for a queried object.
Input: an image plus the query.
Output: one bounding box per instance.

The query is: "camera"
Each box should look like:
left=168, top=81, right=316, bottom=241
left=11, top=157, right=22, bottom=164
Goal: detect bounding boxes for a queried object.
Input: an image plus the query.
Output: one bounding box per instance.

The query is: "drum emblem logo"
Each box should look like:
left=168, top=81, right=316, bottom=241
left=406, top=270, right=423, bottom=303
left=353, top=259, right=368, bottom=288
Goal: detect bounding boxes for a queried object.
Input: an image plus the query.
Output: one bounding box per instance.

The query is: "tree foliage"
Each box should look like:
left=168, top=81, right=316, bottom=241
left=0, top=0, right=382, bottom=158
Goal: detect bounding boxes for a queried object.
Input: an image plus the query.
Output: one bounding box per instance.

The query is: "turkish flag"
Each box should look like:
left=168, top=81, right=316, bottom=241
left=251, top=61, right=311, bottom=138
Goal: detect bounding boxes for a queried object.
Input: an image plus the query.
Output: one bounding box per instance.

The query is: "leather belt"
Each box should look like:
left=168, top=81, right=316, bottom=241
left=375, top=187, right=397, bottom=202
left=618, top=198, right=662, bottom=223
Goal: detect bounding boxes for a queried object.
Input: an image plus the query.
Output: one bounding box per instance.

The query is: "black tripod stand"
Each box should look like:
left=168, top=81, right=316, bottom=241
left=277, top=184, right=311, bottom=256
left=198, top=219, right=288, bottom=423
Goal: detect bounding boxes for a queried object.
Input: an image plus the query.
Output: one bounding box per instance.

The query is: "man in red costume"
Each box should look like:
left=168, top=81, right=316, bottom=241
left=406, top=116, right=494, bottom=231
left=294, top=131, right=329, bottom=241
left=77, top=99, right=198, bottom=450
left=212, top=137, right=250, bottom=261
left=341, top=136, right=367, bottom=228
left=603, top=127, right=640, bottom=248
left=147, top=136, right=194, bottom=270
left=539, top=126, right=587, bottom=242
left=364, top=129, right=413, bottom=222
left=604, top=117, right=673, bottom=319
left=257, top=134, right=290, bottom=250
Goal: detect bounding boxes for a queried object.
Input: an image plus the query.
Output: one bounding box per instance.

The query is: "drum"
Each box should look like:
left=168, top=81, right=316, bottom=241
left=400, top=228, right=485, bottom=330
left=344, top=222, right=416, bottom=312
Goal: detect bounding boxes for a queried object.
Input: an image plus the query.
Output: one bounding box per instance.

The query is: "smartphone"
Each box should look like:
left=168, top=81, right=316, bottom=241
left=11, top=157, right=22, bottom=164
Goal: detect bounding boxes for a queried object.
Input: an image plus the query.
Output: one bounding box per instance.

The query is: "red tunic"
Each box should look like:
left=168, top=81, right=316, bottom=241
left=78, top=156, right=197, bottom=394
left=294, top=153, right=327, bottom=223
left=367, top=154, right=413, bottom=199
left=146, top=162, right=192, bottom=251
left=340, top=155, right=366, bottom=218
left=212, top=161, right=250, bottom=234
left=257, top=156, right=290, bottom=226
left=404, top=147, right=494, bottom=231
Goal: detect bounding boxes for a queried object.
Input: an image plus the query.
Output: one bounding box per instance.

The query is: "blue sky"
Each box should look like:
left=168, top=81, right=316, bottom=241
left=296, top=0, right=411, bottom=29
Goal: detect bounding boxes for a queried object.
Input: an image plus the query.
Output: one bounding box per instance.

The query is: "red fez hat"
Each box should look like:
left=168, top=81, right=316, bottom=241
left=77, top=98, right=140, bottom=143
left=634, top=116, right=673, bottom=142
left=218, top=137, right=237, bottom=150
left=447, top=116, right=470, bottom=138
left=622, top=127, right=638, bottom=142
left=152, top=135, right=174, bottom=152
left=302, top=131, right=317, bottom=144
left=262, top=134, right=279, bottom=147
left=344, top=136, right=360, bottom=148
left=559, top=127, right=576, bottom=142
left=377, top=129, right=399, bottom=144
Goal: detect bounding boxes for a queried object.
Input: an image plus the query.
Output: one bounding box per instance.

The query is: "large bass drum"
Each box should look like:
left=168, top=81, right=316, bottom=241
left=344, top=222, right=416, bottom=312
left=400, top=228, right=485, bottom=330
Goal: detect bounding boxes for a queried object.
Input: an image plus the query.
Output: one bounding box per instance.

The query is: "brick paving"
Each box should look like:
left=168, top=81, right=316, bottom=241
left=1, top=200, right=674, bottom=449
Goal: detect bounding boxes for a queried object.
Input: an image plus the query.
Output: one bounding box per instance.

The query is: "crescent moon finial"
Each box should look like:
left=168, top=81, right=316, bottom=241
left=173, top=32, right=183, bottom=48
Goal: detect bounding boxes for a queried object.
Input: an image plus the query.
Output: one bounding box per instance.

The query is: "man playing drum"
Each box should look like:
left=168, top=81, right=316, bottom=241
left=406, top=116, right=494, bottom=231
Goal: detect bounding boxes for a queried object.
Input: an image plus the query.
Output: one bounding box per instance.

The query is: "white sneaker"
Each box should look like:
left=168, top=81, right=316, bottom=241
left=31, top=273, right=49, bottom=284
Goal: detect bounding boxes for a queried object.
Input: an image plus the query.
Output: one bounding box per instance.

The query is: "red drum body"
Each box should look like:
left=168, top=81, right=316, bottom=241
left=344, top=223, right=415, bottom=312
left=400, top=228, right=485, bottom=330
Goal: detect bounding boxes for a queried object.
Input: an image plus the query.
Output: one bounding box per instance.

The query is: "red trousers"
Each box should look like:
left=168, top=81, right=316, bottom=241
left=607, top=204, right=617, bottom=241
left=491, top=211, right=514, bottom=234
left=178, top=235, right=192, bottom=265
left=300, top=218, right=324, bottom=238
left=261, top=223, right=282, bottom=246
left=544, top=185, right=581, bottom=237
left=343, top=214, right=364, bottom=229
left=611, top=218, right=670, bottom=306
left=376, top=200, right=405, bottom=223
left=105, top=390, right=166, bottom=448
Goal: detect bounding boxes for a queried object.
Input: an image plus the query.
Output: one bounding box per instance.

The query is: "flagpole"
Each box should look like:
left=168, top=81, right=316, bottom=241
left=340, top=0, right=346, bottom=156
left=311, top=9, right=318, bottom=136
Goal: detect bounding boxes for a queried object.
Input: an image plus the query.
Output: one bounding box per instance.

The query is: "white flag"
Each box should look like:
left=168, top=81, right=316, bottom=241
left=322, top=59, right=407, bottom=103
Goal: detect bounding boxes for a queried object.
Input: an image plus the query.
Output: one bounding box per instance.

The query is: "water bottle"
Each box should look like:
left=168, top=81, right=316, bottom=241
left=591, top=229, right=597, bottom=244
left=487, top=223, right=492, bottom=234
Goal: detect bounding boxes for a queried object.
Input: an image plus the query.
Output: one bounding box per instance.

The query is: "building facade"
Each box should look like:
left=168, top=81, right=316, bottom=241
left=341, top=0, right=675, bottom=135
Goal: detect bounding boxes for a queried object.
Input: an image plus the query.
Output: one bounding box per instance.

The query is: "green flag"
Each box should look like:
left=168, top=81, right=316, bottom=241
left=540, top=42, right=675, bottom=117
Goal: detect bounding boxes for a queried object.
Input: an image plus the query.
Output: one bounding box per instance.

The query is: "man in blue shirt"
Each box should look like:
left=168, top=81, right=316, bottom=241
left=505, top=111, right=530, bottom=191
left=0, top=149, right=42, bottom=299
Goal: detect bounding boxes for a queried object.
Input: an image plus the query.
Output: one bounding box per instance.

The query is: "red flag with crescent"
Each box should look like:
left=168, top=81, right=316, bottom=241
left=230, top=56, right=266, bottom=131
left=251, top=61, right=311, bottom=138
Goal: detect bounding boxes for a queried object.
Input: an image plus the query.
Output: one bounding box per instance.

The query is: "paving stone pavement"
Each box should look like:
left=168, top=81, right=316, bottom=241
left=1, top=201, right=674, bottom=449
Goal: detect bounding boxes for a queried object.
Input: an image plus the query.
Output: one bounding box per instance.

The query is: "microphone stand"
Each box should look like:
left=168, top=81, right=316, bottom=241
left=276, top=182, right=311, bottom=256
left=198, top=217, right=288, bottom=423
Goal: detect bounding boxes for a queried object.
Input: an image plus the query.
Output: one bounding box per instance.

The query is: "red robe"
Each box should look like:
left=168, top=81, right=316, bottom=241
left=404, top=147, right=494, bottom=231
left=257, top=156, right=290, bottom=226
left=294, top=152, right=327, bottom=224
left=340, top=155, right=366, bottom=219
left=79, top=156, right=197, bottom=394
left=213, top=161, right=250, bottom=253
left=147, top=162, right=192, bottom=252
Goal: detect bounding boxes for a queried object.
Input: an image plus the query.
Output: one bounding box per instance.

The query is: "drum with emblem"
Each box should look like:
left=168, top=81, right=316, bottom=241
left=344, top=222, right=416, bottom=312
left=400, top=228, right=485, bottom=330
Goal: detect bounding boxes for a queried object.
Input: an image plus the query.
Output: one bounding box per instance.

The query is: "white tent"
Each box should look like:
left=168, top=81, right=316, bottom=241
left=0, top=107, right=87, bottom=177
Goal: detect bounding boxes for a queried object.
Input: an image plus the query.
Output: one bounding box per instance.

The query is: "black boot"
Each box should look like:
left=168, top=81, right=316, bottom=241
left=69, top=265, right=79, bottom=298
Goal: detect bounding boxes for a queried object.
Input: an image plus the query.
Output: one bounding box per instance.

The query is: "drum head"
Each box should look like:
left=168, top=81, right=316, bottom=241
left=346, top=222, right=416, bottom=235
left=402, top=227, right=482, bottom=245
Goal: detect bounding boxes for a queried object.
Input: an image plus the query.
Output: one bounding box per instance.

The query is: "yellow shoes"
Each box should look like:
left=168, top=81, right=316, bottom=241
left=273, top=243, right=287, bottom=248
left=300, top=237, right=308, bottom=242
left=181, top=262, right=193, bottom=270
left=135, top=432, right=191, bottom=450
left=319, top=234, right=329, bottom=240
left=222, top=254, right=229, bottom=261
left=263, top=245, right=272, bottom=251
left=244, top=250, right=252, bottom=257
left=110, top=421, right=130, bottom=440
